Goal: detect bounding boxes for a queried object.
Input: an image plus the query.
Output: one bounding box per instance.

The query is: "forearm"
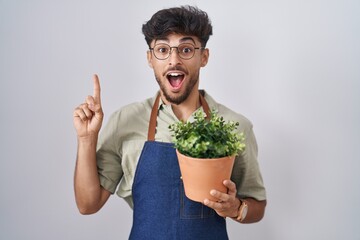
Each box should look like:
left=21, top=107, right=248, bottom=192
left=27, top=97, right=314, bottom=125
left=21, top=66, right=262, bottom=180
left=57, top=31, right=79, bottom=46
left=74, top=135, right=107, bottom=214
left=233, top=198, right=267, bottom=223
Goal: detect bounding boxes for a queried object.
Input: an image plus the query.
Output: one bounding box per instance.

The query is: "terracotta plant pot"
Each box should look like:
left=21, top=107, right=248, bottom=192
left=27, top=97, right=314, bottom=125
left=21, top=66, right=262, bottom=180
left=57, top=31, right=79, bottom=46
left=176, top=149, right=236, bottom=203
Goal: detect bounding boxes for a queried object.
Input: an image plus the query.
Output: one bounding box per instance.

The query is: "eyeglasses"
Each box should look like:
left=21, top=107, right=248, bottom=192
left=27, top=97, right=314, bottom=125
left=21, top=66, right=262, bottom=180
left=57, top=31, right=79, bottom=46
left=149, top=43, right=205, bottom=60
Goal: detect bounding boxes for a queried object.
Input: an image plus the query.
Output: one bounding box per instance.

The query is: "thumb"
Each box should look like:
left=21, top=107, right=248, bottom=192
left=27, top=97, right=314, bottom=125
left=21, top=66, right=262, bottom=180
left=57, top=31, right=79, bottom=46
left=86, top=95, right=103, bottom=119
left=224, top=180, right=237, bottom=196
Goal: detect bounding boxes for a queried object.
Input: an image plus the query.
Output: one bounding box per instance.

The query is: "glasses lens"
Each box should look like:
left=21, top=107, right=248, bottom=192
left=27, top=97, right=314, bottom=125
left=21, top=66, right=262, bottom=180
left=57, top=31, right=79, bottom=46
left=153, top=44, right=170, bottom=60
left=178, top=43, right=195, bottom=59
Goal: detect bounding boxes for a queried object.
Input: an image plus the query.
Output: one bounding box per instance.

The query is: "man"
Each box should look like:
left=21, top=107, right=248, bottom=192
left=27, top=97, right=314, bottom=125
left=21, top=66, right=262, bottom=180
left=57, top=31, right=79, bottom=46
left=73, top=6, right=266, bottom=239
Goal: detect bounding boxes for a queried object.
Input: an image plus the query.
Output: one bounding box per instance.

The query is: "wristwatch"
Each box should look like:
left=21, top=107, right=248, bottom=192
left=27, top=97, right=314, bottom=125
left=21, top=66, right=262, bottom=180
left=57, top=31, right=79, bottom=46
left=236, top=199, right=248, bottom=222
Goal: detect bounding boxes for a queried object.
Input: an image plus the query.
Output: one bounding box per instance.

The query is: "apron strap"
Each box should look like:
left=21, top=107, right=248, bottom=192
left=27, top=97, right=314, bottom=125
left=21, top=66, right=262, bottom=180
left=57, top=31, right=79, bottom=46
left=148, top=93, right=161, bottom=141
left=147, top=91, right=211, bottom=141
left=199, top=90, right=211, bottom=121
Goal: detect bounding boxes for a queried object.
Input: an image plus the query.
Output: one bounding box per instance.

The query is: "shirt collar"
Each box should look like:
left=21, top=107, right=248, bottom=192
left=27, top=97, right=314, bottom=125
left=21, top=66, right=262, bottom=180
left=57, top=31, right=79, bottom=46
left=152, top=90, right=217, bottom=121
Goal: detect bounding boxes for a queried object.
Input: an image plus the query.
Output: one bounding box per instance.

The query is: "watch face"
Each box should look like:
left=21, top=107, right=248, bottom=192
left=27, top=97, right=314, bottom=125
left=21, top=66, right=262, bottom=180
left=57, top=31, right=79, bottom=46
left=241, top=205, right=248, bottom=219
left=237, top=201, right=249, bottom=221
left=238, top=201, right=248, bottom=221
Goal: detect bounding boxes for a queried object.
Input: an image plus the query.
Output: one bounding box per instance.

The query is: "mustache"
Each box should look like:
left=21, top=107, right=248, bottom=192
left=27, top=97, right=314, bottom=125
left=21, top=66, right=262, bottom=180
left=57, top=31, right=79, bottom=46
left=163, top=66, right=188, bottom=76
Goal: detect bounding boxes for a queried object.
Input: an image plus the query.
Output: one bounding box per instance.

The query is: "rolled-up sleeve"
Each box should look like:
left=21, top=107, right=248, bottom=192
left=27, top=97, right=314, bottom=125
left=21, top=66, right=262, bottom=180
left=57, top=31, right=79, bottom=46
left=232, top=124, right=267, bottom=201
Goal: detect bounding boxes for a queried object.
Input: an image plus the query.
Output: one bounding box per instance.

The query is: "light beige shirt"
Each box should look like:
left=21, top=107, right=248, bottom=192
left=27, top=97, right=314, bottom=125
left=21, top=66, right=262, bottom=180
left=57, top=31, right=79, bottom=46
left=96, top=91, right=266, bottom=208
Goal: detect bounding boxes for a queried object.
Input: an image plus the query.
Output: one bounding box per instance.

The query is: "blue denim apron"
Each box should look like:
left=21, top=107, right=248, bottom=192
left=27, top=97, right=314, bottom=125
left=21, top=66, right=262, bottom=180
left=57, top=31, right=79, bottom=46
left=129, top=93, right=228, bottom=240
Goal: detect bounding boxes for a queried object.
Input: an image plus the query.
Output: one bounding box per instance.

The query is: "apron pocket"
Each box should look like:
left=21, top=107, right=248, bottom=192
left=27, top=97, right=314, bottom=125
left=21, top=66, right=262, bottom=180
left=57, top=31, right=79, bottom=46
left=180, top=181, right=215, bottom=219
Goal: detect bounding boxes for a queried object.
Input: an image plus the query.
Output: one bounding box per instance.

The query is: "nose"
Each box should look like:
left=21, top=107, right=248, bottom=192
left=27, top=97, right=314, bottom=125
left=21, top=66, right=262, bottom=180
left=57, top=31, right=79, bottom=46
left=168, top=47, right=182, bottom=65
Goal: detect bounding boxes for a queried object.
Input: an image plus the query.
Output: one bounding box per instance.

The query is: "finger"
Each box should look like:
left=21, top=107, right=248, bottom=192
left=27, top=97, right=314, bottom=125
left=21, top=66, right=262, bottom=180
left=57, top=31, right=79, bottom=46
left=93, top=74, right=101, bottom=105
left=86, top=95, right=103, bottom=117
left=82, top=104, right=94, bottom=119
left=74, top=106, right=92, bottom=121
left=86, top=95, right=95, bottom=107
left=78, top=103, right=94, bottom=118
left=210, top=189, right=230, bottom=202
left=223, top=180, right=237, bottom=196
left=74, top=108, right=86, bottom=121
left=203, top=198, right=224, bottom=210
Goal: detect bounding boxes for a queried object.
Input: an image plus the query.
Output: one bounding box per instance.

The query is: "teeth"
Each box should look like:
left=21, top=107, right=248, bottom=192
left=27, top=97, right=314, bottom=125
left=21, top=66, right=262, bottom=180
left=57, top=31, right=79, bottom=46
left=168, top=73, right=182, bottom=77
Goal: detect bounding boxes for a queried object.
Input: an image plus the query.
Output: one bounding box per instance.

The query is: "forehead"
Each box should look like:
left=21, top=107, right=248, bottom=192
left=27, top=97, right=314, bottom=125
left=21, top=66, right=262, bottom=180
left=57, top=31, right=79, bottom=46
left=152, top=33, right=200, bottom=45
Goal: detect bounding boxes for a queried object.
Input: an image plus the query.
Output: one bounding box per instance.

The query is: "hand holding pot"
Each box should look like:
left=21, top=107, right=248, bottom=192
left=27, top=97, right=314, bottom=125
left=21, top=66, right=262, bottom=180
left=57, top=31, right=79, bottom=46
left=203, top=179, right=240, bottom=218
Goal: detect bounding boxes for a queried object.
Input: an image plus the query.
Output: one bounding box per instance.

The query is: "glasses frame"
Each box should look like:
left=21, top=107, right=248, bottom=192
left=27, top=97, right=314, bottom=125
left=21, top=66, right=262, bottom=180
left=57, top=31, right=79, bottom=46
left=149, top=43, right=205, bottom=60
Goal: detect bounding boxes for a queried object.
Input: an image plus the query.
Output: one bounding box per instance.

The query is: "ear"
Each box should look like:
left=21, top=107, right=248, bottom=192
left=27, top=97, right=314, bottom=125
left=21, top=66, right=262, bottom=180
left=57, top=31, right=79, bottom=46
left=200, top=48, right=209, bottom=67
left=147, top=50, right=154, bottom=68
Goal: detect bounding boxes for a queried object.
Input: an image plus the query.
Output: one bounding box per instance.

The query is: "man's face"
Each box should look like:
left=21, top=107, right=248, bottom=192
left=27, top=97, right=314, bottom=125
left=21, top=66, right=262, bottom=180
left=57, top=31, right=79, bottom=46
left=147, top=33, right=209, bottom=105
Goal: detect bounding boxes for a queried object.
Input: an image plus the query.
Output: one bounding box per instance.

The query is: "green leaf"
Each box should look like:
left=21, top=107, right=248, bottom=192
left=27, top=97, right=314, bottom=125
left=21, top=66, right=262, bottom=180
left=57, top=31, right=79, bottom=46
left=169, top=109, right=246, bottom=158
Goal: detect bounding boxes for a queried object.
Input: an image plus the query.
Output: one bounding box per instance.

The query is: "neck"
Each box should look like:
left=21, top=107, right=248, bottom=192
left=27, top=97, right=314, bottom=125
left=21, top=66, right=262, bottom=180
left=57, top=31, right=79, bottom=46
left=161, top=89, right=201, bottom=121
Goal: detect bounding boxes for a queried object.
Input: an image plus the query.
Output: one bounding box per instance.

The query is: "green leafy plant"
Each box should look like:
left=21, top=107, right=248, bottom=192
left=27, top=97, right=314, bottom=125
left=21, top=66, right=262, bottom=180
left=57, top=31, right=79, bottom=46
left=169, top=109, right=245, bottom=158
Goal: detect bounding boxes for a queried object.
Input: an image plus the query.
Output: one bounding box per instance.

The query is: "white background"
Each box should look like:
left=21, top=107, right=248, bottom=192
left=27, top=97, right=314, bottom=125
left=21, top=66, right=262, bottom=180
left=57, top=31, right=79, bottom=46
left=1, top=0, right=359, bottom=239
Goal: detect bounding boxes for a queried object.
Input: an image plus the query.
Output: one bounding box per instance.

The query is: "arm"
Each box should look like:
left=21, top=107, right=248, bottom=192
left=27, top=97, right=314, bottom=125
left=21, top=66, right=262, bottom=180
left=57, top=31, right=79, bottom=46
left=203, top=180, right=266, bottom=223
left=73, top=74, right=110, bottom=214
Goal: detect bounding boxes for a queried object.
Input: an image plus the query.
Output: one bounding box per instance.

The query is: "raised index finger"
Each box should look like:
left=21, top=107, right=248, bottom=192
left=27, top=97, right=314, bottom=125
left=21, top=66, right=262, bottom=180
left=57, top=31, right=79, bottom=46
left=93, top=74, right=101, bottom=104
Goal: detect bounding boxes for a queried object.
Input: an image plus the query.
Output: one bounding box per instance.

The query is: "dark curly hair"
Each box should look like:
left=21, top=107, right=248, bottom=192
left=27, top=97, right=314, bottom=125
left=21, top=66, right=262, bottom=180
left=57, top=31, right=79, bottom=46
left=142, top=6, right=213, bottom=48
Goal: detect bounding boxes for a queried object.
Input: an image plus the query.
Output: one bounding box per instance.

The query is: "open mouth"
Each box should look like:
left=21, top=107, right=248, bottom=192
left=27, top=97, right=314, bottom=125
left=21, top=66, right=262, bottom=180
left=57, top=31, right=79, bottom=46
left=167, top=72, right=185, bottom=89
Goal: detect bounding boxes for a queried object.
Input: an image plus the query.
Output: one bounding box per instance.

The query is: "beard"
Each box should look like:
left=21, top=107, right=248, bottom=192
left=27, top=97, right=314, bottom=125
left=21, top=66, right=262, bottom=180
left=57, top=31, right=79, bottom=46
left=155, top=72, right=199, bottom=105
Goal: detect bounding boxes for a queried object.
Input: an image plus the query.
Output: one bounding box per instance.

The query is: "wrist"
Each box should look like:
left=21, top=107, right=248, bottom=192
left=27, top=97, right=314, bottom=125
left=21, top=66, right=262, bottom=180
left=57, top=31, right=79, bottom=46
left=78, top=133, right=98, bottom=142
left=232, top=198, right=241, bottom=218
left=77, top=134, right=98, bottom=148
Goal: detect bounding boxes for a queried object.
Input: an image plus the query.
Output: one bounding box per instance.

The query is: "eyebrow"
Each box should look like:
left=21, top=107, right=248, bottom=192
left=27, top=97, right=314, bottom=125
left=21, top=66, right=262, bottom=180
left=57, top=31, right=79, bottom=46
left=154, top=36, right=196, bottom=45
left=179, top=37, right=196, bottom=44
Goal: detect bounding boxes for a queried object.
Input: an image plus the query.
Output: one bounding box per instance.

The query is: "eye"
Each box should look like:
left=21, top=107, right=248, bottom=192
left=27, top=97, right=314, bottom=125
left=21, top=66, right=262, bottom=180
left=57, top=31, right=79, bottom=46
left=178, top=44, right=195, bottom=57
left=181, top=46, right=194, bottom=54
left=158, top=48, right=168, bottom=53
left=155, top=45, right=170, bottom=54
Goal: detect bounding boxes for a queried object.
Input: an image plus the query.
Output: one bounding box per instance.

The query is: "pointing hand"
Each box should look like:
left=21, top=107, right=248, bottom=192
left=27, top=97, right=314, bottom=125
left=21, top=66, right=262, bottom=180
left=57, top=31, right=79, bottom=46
left=73, top=74, right=104, bottom=138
